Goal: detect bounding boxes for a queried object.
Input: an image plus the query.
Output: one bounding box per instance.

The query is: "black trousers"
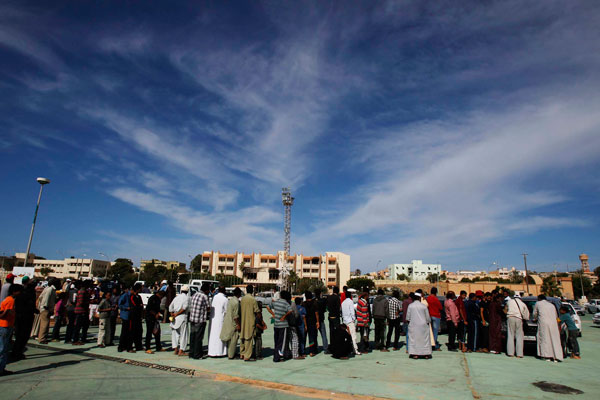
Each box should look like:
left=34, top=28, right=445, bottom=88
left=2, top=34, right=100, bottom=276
left=64, top=309, right=76, bottom=343
left=374, top=318, right=386, bottom=349
left=457, top=321, right=465, bottom=343
left=51, top=316, right=62, bottom=340
left=73, top=314, right=89, bottom=343
left=273, top=327, right=288, bottom=362
left=131, top=317, right=143, bottom=351
left=447, top=322, right=457, bottom=350
left=479, top=325, right=489, bottom=350
left=467, top=320, right=478, bottom=351
left=145, top=318, right=162, bottom=351
left=254, top=334, right=263, bottom=358
left=386, top=317, right=401, bottom=348
left=118, top=319, right=131, bottom=351
left=306, top=324, right=318, bottom=355
left=12, top=316, right=34, bottom=356
left=567, top=329, right=580, bottom=356
left=109, top=314, right=117, bottom=345
left=189, top=322, right=206, bottom=359
left=328, top=317, right=339, bottom=346
left=358, top=325, right=370, bottom=352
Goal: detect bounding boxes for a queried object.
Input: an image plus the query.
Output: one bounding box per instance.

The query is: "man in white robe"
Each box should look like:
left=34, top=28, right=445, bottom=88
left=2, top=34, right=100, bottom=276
left=533, top=295, right=563, bottom=361
left=406, top=292, right=432, bottom=358
left=169, top=285, right=189, bottom=356
left=208, top=288, right=228, bottom=357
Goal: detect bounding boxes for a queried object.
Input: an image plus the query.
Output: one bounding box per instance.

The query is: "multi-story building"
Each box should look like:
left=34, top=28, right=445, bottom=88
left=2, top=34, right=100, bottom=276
left=23, top=256, right=111, bottom=279
left=199, top=250, right=350, bottom=288
left=388, top=260, right=441, bottom=281
left=141, top=259, right=186, bottom=271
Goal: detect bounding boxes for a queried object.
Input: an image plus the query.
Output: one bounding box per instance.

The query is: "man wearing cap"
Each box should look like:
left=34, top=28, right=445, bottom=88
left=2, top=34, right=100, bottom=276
left=38, top=278, right=59, bottom=344
left=504, top=293, right=529, bottom=358
left=405, top=292, right=432, bottom=359
left=169, top=284, right=190, bottom=356
left=0, top=274, right=15, bottom=302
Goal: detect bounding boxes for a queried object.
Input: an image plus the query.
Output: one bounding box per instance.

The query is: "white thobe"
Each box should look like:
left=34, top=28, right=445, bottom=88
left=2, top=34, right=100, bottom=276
left=208, top=292, right=228, bottom=356
left=406, top=301, right=432, bottom=356
left=533, top=300, right=563, bottom=361
left=169, top=293, right=189, bottom=351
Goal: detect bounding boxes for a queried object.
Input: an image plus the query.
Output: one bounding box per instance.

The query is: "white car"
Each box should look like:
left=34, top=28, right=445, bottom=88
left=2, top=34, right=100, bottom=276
left=585, top=299, right=600, bottom=314
left=593, top=312, right=600, bottom=325
left=561, top=302, right=582, bottom=334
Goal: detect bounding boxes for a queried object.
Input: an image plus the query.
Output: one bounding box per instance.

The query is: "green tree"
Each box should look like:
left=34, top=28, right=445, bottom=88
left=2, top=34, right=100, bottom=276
left=354, top=269, right=362, bottom=276
left=509, top=270, right=524, bottom=284
left=40, top=267, right=54, bottom=276
left=142, top=261, right=169, bottom=285
left=287, top=270, right=299, bottom=292
left=460, top=277, right=472, bottom=283
left=396, top=273, right=410, bottom=281
left=426, top=273, right=439, bottom=283
left=440, top=273, right=447, bottom=281
left=594, top=266, right=600, bottom=278
left=190, top=254, right=203, bottom=273
left=346, top=277, right=375, bottom=291
left=540, top=276, right=562, bottom=297
left=572, top=273, right=593, bottom=299
left=109, top=258, right=134, bottom=282
left=296, top=278, right=325, bottom=294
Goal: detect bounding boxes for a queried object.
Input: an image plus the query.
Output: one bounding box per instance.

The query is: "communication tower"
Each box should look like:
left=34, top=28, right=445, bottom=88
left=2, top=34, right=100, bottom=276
left=282, top=187, right=294, bottom=256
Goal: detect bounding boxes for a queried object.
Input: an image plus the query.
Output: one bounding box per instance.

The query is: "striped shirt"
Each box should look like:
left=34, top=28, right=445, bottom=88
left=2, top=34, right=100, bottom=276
left=387, top=297, right=402, bottom=319
left=356, top=297, right=370, bottom=327
left=272, top=299, right=292, bottom=328
left=74, top=289, right=89, bottom=315
left=188, top=292, right=209, bottom=324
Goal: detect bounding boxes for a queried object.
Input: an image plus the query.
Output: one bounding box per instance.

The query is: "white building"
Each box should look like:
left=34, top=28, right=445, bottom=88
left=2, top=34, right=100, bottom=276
left=199, top=250, right=351, bottom=288
left=14, top=253, right=111, bottom=279
left=388, top=260, right=441, bottom=281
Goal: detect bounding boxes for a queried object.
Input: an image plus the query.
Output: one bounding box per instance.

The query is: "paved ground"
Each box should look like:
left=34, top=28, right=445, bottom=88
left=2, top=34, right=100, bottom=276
left=2, top=310, right=597, bottom=399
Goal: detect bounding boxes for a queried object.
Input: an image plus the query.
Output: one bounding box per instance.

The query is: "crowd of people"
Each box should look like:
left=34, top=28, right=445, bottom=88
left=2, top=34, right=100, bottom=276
left=0, top=273, right=582, bottom=376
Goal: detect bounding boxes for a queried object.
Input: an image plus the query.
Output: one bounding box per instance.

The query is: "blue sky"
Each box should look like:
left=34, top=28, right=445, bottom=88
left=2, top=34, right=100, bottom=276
left=1, top=1, right=599, bottom=272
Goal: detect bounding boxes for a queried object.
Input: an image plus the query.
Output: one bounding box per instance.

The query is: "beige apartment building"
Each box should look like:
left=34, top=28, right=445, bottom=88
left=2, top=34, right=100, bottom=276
left=14, top=253, right=111, bottom=279
left=199, top=250, right=351, bottom=288
left=141, top=259, right=186, bottom=271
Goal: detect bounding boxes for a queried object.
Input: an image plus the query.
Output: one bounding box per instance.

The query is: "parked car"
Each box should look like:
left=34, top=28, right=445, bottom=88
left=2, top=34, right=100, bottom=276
left=593, top=312, right=600, bottom=325
left=255, top=292, right=274, bottom=308
left=566, top=300, right=585, bottom=316
left=560, top=302, right=582, bottom=336
left=585, top=299, right=600, bottom=314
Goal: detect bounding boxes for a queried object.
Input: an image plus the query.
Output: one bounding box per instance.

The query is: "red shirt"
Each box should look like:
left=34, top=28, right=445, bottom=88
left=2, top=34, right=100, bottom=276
left=427, top=295, right=442, bottom=318
left=340, top=292, right=346, bottom=304
left=455, top=297, right=467, bottom=322
left=0, top=296, right=16, bottom=328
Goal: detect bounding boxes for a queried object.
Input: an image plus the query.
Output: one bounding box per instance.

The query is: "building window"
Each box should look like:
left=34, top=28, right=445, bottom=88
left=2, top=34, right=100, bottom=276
left=244, top=258, right=251, bottom=263
left=245, top=272, right=257, bottom=280
left=203, top=257, right=210, bottom=261
left=269, top=270, right=279, bottom=280
left=227, top=258, right=234, bottom=262
left=303, top=268, right=310, bottom=273
left=328, top=278, right=336, bottom=282
left=328, top=269, right=336, bottom=274
left=329, top=260, right=336, bottom=265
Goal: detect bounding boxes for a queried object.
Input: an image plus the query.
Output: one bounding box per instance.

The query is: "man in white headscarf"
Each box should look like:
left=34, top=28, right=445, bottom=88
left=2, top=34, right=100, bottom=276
left=169, top=285, right=189, bottom=356
left=406, top=292, right=432, bottom=359
left=208, top=286, right=228, bottom=357
left=533, top=294, right=563, bottom=362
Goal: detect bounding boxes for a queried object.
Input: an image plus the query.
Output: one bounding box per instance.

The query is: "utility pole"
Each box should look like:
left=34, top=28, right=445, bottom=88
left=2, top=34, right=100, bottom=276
left=281, top=188, right=294, bottom=290
left=522, top=253, right=529, bottom=295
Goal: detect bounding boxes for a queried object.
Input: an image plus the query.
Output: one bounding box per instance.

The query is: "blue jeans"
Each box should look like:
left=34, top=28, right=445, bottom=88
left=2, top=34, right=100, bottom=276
left=318, top=322, right=328, bottom=352
left=0, top=326, right=13, bottom=372
left=431, top=317, right=441, bottom=349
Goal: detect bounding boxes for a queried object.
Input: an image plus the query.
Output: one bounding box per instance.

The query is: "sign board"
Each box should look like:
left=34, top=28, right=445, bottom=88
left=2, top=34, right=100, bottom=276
left=12, top=267, right=35, bottom=284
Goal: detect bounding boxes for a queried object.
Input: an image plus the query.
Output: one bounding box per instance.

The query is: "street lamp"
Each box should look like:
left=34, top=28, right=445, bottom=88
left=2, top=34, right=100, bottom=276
left=23, top=177, right=50, bottom=267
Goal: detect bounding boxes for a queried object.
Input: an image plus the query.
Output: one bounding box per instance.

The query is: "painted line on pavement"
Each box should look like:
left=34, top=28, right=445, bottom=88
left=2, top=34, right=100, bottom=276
left=460, top=352, right=482, bottom=399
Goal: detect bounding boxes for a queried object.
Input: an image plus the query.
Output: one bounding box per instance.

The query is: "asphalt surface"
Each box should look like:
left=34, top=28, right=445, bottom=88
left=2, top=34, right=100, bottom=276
left=1, top=310, right=597, bottom=399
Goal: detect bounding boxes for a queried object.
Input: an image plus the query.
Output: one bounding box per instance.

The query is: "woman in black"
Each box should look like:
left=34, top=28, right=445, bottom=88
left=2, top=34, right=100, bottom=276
left=330, top=324, right=354, bottom=359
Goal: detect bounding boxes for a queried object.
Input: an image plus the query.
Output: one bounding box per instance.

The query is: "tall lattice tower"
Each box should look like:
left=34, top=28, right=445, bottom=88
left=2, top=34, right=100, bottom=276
left=282, top=187, right=294, bottom=256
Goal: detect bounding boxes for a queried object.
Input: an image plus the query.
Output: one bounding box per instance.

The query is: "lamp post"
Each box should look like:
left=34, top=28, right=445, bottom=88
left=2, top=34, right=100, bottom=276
left=522, top=253, right=529, bottom=296
left=23, top=177, right=50, bottom=267
left=99, top=252, right=110, bottom=278
left=78, top=253, right=87, bottom=278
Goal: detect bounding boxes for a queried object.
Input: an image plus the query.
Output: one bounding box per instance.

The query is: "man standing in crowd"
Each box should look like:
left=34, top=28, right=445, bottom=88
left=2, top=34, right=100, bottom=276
left=314, top=288, right=329, bottom=353
left=372, top=289, right=389, bottom=352
left=145, top=289, right=164, bottom=353
left=268, top=290, right=292, bottom=362
left=406, top=292, right=432, bottom=360
left=465, top=293, right=479, bottom=352
left=402, top=292, right=413, bottom=353
left=163, top=282, right=176, bottom=323
left=129, top=283, right=144, bottom=352
left=444, top=291, right=459, bottom=351
left=356, top=288, right=371, bottom=353
left=533, top=294, right=563, bottom=362
left=208, top=285, right=228, bottom=357
left=341, top=288, right=359, bottom=355
left=327, top=286, right=341, bottom=347
left=169, top=285, right=190, bottom=356
left=118, top=286, right=132, bottom=352
left=303, top=291, right=319, bottom=356
left=427, top=287, right=442, bottom=351
left=189, top=283, right=210, bottom=360
left=479, top=292, right=490, bottom=353
left=97, top=291, right=112, bottom=348
left=220, top=287, right=242, bottom=359
left=455, top=290, right=468, bottom=352
left=12, top=276, right=37, bottom=359
left=109, top=286, right=120, bottom=346
left=385, top=290, right=402, bottom=351
left=504, top=293, right=529, bottom=358
left=239, top=285, right=260, bottom=361
left=38, top=278, right=58, bottom=344
left=488, top=292, right=504, bottom=354
left=0, top=284, right=22, bottom=376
